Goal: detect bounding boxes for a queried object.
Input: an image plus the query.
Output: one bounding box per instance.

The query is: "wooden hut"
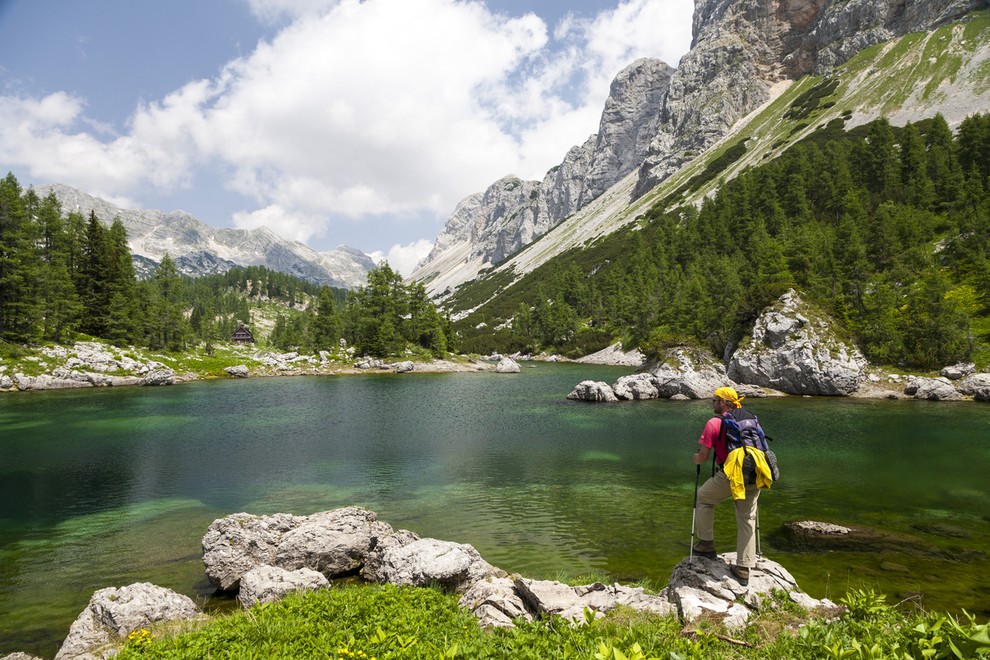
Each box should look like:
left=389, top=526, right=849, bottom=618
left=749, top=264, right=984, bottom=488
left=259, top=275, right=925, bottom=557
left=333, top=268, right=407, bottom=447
left=231, top=324, right=256, bottom=344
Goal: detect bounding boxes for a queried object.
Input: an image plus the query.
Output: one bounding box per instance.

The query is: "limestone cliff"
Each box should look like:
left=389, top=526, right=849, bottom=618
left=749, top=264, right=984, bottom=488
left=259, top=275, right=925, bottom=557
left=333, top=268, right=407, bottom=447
left=412, top=58, right=673, bottom=288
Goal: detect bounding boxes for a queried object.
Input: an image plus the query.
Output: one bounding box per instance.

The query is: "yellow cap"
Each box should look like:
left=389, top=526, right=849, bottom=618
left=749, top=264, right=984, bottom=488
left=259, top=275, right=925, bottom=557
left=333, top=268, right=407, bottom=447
left=714, top=386, right=744, bottom=408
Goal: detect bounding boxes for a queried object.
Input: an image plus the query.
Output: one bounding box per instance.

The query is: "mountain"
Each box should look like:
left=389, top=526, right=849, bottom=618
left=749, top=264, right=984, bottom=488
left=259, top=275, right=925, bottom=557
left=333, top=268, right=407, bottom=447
left=413, top=0, right=990, bottom=300
left=35, top=184, right=376, bottom=288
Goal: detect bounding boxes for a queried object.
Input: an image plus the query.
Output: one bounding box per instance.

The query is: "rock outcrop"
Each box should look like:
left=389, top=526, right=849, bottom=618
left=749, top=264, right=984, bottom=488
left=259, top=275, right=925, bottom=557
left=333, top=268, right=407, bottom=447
left=664, top=554, right=839, bottom=630
left=54, top=583, right=201, bottom=660
left=728, top=289, right=866, bottom=395
left=567, top=380, right=619, bottom=402
left=651, top=347, right=735, bottom=399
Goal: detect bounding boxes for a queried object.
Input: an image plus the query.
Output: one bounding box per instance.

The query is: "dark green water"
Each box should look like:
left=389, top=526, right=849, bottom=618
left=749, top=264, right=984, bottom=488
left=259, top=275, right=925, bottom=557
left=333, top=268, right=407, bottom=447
left=1, top=364, right=989, bottom=657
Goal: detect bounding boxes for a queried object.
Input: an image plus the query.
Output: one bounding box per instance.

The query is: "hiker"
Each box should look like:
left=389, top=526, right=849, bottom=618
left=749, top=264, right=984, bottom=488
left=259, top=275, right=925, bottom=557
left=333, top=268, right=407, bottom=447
left=691, top=386, right=766, bottom=586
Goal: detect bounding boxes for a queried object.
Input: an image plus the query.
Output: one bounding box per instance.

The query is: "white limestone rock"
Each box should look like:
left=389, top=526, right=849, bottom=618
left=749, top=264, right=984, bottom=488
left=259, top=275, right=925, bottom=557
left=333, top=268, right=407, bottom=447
left=567, top=380, right=618, bottom=402
left=904, top=376, right=963, bottom=401
left=661, top=554, right=839, bottom=630
left=612, top=373, right=661, bottom=400
left=495, top=357, right=520, bottom=373
left=201, top=507, right=390, bottom=591
left=458, top=577, right=533, bottom=628
left=140, top=368, right=176, bottom=386
left=363, top=537, right=499, bottom=593
left=237, top=566, right=329, bottom=609
left=224, top=365, right=249, bottom=378
left=728, top=290, right=865, bottom=395
left=54, top=583, right=200, bottom=660
left=649, top=347, right=733, bottom=399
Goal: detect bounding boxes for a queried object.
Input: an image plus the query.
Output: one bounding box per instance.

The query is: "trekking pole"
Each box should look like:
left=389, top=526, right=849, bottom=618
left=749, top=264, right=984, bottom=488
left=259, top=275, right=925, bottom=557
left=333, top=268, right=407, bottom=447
left=690, top=464, right=700, bottom=558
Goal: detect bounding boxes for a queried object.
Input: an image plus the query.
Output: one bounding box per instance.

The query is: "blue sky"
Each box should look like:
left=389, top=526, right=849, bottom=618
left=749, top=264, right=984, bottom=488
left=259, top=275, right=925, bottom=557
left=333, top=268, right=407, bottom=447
left=0, top=0, right=692, bottom=273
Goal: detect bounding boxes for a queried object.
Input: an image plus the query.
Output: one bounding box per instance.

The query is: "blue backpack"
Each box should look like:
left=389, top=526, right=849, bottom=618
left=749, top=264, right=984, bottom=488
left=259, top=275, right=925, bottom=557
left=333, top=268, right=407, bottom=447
left=719, top=407, right=779, bottom=484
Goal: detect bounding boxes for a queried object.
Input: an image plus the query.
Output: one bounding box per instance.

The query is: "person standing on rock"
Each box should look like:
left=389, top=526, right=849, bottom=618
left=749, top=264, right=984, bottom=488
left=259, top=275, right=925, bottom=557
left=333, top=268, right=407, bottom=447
left=691, top=386, right=762, bottom=586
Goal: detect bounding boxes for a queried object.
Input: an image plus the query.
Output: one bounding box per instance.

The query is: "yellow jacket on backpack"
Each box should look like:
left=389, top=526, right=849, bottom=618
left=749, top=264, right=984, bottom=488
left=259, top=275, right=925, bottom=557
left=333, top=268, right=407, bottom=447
left=723, top=447, right=773, bottom=500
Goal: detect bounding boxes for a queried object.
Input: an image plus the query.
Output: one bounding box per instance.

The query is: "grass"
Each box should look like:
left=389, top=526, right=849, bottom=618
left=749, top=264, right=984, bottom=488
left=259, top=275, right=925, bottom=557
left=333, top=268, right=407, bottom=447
left=112, top=584, right=990, bottom=659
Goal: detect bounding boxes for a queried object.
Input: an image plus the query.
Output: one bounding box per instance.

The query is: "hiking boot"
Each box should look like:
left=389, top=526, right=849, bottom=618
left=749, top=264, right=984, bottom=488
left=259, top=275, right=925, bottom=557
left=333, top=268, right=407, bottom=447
left=729, top=564, right=750, bottom=586
left=692, top=540, right=717, bottom=559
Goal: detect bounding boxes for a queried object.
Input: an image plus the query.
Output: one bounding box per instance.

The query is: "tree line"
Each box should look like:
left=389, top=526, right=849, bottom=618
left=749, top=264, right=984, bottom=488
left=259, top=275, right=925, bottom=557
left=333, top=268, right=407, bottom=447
left=455, top=113, right=990, bottom=370
left=0, top=173, right=450, bottom=358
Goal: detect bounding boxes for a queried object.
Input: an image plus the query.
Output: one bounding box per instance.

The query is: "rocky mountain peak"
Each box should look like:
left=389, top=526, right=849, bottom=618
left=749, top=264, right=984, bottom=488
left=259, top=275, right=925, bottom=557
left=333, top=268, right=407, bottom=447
left=412, top=56, right=673, bottom=284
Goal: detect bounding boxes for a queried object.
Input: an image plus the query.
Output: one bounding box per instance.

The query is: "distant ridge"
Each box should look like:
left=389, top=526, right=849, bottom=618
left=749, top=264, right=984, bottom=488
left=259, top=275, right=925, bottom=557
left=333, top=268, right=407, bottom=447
left=36, top=183, right=375, bottom=289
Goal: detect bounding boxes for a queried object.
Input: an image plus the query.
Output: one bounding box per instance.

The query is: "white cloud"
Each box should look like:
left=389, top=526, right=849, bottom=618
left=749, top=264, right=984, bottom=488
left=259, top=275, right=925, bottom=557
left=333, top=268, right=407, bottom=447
left=369, top=239, right=435, bottom=277
left=0, top=0, right=694, bottom=251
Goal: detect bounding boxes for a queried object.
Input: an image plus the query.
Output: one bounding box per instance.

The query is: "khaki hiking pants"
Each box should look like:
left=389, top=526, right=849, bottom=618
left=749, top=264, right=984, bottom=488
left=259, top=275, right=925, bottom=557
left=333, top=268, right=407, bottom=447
left=696, top=470, right=760, bottom=568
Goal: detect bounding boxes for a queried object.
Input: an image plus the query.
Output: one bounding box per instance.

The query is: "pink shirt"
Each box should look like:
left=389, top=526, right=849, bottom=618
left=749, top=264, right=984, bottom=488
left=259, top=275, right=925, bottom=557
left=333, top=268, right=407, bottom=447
left=698, top=416, right=727, bottom=465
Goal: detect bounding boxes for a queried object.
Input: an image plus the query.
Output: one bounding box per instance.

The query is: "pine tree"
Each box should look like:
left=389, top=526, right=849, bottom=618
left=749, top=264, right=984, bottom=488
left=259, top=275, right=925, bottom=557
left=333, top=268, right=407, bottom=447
left=37, top=192, right=81, bottom=342
left=0, top=174, right=43, bottom=342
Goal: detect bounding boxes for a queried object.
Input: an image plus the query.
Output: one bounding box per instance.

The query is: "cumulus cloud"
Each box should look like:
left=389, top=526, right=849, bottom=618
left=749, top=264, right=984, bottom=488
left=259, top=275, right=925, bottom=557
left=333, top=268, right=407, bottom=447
left=369, top=239, right=435, bottom=277
left=0, top=0, right=693, bottom=251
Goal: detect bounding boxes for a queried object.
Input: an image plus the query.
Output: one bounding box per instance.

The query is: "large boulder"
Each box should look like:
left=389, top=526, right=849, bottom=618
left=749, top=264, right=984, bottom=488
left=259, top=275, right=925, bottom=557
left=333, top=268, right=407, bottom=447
left=201, top=507, right=391, bottom=591
left=649, top=347, right=733, bottom=399
left=224, top=365, right=249, bottom=378
left=940, top=362, right=975, bottom=380
left=362, top=537, right=500, bottom=593
left=956, top=373, right=990, bottom=396
left=728, top=290, right=866, bottom=395
left=54, top=583, right=201, bottom=660
left=661, top=554, right=839, bottom=630
left=904, top=376, right=963, bottom=401
left=612, top=373, right=660, bottom=400
left=495, top=357, right=521, bottom=373
left=566, top=380, right=618, bottom=402
left=237, top=566, right=329, bottom=609
left=140, top=368, right=176, bottom=386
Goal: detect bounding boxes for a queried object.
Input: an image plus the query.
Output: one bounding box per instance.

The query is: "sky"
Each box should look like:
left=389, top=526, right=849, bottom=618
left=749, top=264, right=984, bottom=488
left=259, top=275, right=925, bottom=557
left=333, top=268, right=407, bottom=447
left=0, top=0, right=693, bottom=275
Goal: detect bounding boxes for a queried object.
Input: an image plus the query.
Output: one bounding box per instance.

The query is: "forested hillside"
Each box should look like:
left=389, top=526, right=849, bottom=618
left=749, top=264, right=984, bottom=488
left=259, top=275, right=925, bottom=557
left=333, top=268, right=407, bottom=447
left=452, top=113, right=990, bottom=370
left=0, top=174, right=450, bottom=359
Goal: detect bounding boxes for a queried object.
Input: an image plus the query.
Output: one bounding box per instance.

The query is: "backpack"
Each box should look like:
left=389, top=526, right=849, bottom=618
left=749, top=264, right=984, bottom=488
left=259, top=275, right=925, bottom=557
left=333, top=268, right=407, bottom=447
left=718, top=407, right=780, bottom=485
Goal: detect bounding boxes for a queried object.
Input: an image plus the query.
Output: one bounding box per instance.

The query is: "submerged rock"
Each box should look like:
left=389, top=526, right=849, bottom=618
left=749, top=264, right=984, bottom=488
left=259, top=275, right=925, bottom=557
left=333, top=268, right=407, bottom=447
left=777, top=520, right=985, bottom=560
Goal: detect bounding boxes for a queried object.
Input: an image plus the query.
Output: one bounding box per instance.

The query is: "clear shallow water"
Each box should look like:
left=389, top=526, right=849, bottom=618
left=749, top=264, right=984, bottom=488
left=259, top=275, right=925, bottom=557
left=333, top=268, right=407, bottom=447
left=1, top=364, right=989, bottom=656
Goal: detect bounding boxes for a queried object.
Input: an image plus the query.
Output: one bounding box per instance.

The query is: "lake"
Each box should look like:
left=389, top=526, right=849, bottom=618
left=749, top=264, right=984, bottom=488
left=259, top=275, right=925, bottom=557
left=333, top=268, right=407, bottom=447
left=1, top=363, right=989, bottom=657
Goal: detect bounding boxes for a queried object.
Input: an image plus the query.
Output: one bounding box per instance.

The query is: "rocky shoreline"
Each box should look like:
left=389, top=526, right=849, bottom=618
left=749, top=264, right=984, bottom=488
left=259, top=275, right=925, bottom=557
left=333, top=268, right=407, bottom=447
left=568, top=290, right=990, bottom=404
left=7, top=507, right=842, bottom=660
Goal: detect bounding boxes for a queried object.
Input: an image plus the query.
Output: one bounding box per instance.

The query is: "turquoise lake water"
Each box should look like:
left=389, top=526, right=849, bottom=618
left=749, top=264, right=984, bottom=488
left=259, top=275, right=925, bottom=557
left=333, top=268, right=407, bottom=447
left=1, top=363, right=989, bottom=656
